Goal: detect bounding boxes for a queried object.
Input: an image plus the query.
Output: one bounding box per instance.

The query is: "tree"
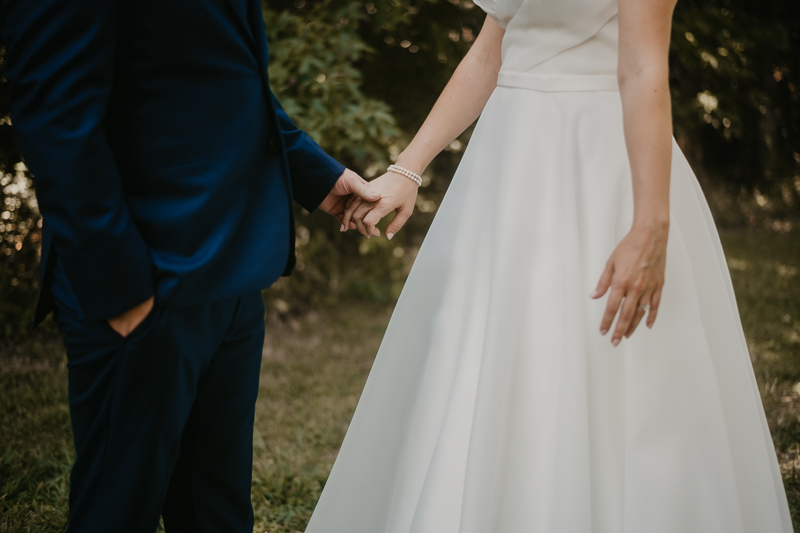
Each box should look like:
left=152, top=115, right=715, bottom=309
left=0, top=47, right=41, bottom=339
left=670, top=0, right=800, bottom=225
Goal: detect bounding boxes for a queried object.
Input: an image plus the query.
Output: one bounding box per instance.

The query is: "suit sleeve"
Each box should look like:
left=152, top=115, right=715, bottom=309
left=270, top=92, right=345, bottom=212
left=0, top=0, right=154, bottom=319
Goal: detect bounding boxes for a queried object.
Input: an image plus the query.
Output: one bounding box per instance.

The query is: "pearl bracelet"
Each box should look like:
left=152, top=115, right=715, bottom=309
left=387, top=164, right=422, bottom=187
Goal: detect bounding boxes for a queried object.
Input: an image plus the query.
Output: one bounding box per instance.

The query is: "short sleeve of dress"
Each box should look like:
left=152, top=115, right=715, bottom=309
left=472, top=0, right=509, bottom=29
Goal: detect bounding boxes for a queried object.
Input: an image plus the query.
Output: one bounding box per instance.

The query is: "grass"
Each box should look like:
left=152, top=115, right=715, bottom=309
left=250, top=308, right=391, bottom=532
left=0, top=338, right=72, bottom=531
left=721, top=229, right=800, bottom=526
left=1, top=228, right=799, bottom=532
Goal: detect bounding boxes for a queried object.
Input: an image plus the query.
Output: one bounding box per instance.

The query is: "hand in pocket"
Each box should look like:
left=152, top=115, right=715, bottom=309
left=108, top=296, right=156, bottom=338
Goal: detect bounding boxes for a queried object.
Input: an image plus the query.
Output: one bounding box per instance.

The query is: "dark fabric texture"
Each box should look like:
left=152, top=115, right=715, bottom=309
left=0, top=0, right=345, bottom=324
left=53, top=290, right=266, bottom=533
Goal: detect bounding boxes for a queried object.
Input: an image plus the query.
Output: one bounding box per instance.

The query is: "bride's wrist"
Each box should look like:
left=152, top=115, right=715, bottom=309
left=394, top=152, right=428, bottom=177
left=631, top=214, right=670, bottom=240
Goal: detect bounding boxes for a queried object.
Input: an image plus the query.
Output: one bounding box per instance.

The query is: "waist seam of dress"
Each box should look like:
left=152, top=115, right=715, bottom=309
left=496, top=71, right=619, bottom=92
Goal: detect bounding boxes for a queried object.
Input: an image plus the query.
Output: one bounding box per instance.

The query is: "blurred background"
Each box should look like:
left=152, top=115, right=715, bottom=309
left=2, top=0, right=799, bottom=531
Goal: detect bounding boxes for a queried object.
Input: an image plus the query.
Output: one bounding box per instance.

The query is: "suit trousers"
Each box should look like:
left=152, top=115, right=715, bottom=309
left=53, top=287, right=265, bottom=533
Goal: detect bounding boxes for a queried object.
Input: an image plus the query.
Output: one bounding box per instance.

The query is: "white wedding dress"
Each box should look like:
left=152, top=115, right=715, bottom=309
left=304, top=0, right=793, bottom=531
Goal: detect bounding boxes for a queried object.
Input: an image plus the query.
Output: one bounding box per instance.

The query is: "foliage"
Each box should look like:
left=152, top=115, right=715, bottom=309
left=670, top=0, right=800, bottom=225
left=264, top=0, right=399, bottom=168
left=261, top=0, right=413, bottom=314
left=0, top=167, right=40, bottom=338
left=0, top=48, right=42, bottom=340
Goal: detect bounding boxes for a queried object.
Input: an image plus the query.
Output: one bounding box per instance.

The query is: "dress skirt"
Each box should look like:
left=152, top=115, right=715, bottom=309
left=304, top=86, right=793, bottom=533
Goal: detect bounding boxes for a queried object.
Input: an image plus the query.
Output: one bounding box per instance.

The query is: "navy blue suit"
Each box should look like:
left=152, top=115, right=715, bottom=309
left=1, top=0, right=343, bottom=323
left=0, top=0, right=344, bottom=530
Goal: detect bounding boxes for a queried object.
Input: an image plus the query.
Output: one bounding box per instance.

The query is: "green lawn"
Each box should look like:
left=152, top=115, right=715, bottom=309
left=2, top=229, right=799, bottom=532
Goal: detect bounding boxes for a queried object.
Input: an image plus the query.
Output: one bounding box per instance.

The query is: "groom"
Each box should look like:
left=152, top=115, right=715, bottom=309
left=0, top=0, right=378, bottom=531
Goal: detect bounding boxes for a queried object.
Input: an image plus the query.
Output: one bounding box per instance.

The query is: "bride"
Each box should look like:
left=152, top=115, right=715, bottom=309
left=309, top=0, right=793, bottom=530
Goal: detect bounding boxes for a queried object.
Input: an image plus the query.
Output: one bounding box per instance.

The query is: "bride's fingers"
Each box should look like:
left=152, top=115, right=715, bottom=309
left=624, top=291, right=652, bottom=338
left=624, top=307, right=646, bottom=338
left=646, top=285, right=663, bottom=328
left=383, top=206, right=413, bottom=240
left=591, top=261, right=614, bottom=299
left=611, top=290, right=640, bottom=346
left=599, top=284, right=625, bottom=336
left=362, top=194, right=418, bottom=240
left=341, top=197, right=363, bottom=232
left=362, top=201, right=399, bottom=237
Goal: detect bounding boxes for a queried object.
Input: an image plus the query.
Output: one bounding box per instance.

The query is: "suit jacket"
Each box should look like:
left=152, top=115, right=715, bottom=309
left=0, top=0, right=344, bottom=326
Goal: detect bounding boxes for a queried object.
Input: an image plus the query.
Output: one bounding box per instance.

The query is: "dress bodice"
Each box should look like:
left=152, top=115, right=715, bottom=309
left=475, top=0, right=620, bottom=91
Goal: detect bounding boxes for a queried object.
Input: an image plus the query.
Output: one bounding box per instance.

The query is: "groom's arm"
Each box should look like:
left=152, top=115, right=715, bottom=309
left=269, top=93, right=345, bottom=212
left=0, top=0, right=154, bottom=319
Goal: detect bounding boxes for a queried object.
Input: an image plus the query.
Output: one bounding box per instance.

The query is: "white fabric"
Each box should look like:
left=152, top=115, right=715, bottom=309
left=496, top=71, right=618, bottom=91
left=304, top=0, right=793, bottom=531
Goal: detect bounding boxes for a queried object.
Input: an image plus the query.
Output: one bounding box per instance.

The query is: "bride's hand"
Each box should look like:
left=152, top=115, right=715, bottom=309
left=341, top=172, right=419, bottom=240
left=591, top=223, right=668, bottom=345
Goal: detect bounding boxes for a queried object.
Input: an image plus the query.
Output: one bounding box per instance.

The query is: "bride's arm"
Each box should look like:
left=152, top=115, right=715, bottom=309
left=394, top=16, right=505, bottom=180
left=592, top=0, right=678, bottom=345
left=342, top=16, right=505, bottom=239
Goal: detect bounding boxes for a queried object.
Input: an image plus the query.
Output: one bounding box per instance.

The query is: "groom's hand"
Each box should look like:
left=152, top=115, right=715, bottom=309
left=318, top=169, right=381, bottom=237
left=108, top=296, right=155, bottom=338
